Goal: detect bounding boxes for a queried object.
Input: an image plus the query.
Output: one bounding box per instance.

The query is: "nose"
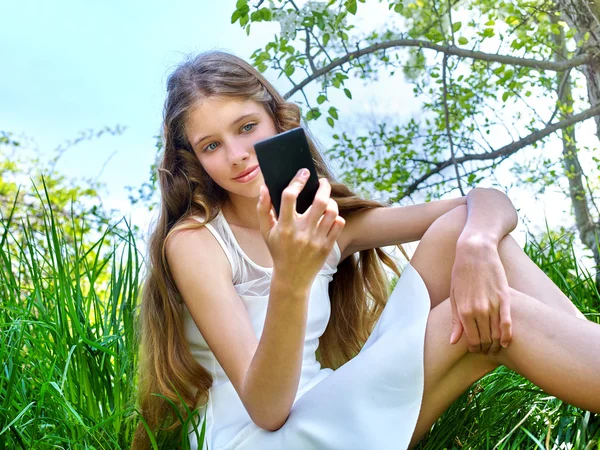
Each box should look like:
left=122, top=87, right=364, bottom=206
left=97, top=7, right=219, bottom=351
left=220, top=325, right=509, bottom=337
left=227, top=139, right=252, bottom=165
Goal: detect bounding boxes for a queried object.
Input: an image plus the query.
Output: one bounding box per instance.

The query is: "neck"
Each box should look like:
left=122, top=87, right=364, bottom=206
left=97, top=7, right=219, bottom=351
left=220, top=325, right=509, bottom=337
left=222, top=195, right=261, bottom=230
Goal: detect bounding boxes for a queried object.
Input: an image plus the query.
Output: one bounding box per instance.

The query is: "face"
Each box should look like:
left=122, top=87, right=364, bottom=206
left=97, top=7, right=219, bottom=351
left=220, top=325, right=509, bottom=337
left=186, top=96, right=277, bottom=199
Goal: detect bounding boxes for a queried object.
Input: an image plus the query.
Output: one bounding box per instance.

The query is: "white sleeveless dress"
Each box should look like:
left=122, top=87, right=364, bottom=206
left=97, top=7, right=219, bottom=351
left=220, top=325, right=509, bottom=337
left=183, top=209, right=431, bottom=450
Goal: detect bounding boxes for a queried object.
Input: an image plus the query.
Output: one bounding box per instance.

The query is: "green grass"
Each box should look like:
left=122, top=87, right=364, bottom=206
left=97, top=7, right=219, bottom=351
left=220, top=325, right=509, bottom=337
left=0, top=181, right=141, bottom=449
left=1, top=185, right=598, bottom=449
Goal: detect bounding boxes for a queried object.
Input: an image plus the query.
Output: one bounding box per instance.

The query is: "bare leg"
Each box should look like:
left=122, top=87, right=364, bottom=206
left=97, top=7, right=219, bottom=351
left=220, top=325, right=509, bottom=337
left=408, top=286, right=600, bottom=448
left=411, top=206, right=586, bottom=320
left=405, top=205, right=597, bottom=447
left=495, top=288, right=600, bottom=413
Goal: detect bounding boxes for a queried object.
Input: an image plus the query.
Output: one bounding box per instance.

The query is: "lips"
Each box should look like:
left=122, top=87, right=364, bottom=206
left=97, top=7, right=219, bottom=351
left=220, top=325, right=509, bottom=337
left=233, top=164, right=259, bottom=180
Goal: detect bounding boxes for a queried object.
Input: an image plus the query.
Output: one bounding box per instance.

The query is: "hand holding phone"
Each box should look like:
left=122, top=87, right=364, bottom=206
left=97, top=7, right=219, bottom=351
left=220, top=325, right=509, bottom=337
left=256, top=167, right=345, bottom=289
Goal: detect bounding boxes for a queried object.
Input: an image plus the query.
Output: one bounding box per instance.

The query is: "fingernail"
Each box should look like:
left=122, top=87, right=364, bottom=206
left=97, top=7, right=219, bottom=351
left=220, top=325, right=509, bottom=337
left=297, top=168, right=308, bottom=177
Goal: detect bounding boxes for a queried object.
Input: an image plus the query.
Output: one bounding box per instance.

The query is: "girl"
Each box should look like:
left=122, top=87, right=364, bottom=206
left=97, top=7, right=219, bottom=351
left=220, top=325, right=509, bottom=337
left=132, top=50, right=600, bottom=450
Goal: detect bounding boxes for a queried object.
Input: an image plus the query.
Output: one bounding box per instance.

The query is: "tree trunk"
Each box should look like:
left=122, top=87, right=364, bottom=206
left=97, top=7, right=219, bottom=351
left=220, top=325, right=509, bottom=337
left=557, top=0, right=600, bottom=136
left=552, top=8, right=600, bottom=288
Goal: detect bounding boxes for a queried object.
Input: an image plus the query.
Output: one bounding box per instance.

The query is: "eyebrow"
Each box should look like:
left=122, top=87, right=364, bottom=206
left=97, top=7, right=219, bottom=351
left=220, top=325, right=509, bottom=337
left=192, top=113, right=258, bottom=149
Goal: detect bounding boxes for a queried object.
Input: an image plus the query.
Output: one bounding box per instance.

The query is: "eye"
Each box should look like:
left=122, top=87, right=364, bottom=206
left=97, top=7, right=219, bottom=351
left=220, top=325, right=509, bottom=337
left=203, top=123, right=257, bottom=152
left=204, top=142, right=218, bottom=152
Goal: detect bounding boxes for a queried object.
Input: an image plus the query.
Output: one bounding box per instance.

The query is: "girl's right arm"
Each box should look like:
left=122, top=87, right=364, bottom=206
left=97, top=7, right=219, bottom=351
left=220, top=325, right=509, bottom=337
left=241, top=171, right=345, bottom=430
left=241, top=273, right=311, bottom=431
left=167, top=171, right=343, bottom=431
left=167, top=227, right=321, bottom=431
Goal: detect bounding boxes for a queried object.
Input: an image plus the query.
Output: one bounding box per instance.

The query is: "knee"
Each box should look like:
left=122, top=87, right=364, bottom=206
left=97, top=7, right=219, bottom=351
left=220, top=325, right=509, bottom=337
left=422, top=205, right=468, bottom=244
left=410, top=205, right=468, bottom=277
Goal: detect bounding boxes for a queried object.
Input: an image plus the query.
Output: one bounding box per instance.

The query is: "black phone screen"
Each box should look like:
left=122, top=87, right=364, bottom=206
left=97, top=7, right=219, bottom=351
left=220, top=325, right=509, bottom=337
left=254, top=127, right=319, bottom=219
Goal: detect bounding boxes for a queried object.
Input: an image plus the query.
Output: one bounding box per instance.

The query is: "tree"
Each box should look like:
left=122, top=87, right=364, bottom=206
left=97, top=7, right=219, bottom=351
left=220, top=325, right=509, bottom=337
left=226, top=0, right=600, bottom=284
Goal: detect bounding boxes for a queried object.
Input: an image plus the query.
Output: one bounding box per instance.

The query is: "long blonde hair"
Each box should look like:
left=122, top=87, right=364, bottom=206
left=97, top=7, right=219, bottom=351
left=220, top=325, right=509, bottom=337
left=131, top=50, right=409, bottom=448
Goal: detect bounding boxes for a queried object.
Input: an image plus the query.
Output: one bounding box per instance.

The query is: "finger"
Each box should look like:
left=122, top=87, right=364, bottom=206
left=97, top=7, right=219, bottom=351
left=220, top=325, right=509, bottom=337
left=279, top=168, right=310, bottom=226
left=475, top=314, right=492, bottom=354
left=256, top=185, right=276, bottom=236
left=462, top=314, right=481, bottom=353
left=305, top=178, right=331, bottom=225
left=500, top=292, right=513, bottom=348
left=326, top=215, right=346, bottom=243
left=454, top=320, right=464, bottom=344
left=489, top=308, right=502, bottom=354
left=450, top=292, right=462, bottom=344
left=317, top=198, right=338, bottom=235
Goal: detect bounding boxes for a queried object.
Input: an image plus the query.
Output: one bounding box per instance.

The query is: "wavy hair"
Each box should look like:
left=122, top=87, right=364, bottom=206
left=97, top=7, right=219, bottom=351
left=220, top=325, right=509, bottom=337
left=131, top=50, right=409, bottom=448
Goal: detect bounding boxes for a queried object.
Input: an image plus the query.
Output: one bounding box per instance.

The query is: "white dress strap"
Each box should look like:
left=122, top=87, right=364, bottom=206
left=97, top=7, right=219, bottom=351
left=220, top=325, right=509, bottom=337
left=191, top=216, right=238, bottom=283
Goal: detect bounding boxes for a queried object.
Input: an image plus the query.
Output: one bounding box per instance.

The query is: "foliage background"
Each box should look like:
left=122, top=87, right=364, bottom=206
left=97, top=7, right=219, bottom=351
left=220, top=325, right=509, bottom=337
left=2, top=0, right=599, bottom=448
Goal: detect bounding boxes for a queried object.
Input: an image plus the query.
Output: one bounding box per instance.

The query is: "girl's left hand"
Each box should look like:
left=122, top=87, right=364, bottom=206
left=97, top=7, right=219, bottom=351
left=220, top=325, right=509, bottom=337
left=449, top=237, right=513, bottom=354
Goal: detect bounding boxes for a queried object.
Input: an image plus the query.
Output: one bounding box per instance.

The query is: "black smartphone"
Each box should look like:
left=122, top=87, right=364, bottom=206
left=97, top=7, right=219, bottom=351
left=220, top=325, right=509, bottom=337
left=254, top=127, right=319, bottom=219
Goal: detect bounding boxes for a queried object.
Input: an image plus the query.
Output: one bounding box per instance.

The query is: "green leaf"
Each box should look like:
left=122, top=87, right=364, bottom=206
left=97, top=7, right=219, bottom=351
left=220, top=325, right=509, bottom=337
left=231, top=10, right=241, bottom=24
left=344, top=88, right=352, bottom=99
left=307, top=107, right=321, bottom=121
left=510, top=39, right=524, bottom=50
left=347, top=0, right=357, bottom=14
left=323, top=33, right=330, bottom=46
left=452, top=22, right=462, bottom=32
left=327, top=117, right=335, bottom=127
left=458, top=36, right=468, bottom=45
left=250, top=10, right=262, bottom=22
left=260, top=8, right=272, bottom=21
left=502, top=91, right=509, bottom=102
left=284, top=65, right=295, bottom=77
left=236, top=0, right=247, bottom=8
left=328, top=107, right=338, bottom=119
left=317, top=95, right=327, bottom=104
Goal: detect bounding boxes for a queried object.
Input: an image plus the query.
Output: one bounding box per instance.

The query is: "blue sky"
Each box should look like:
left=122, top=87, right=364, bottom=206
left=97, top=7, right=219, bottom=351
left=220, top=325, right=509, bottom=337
left=1, top=0, right=284, bottom=214
left=0, top=0, right=421, bottom=236
left=2, top=0, right=594, bottom=265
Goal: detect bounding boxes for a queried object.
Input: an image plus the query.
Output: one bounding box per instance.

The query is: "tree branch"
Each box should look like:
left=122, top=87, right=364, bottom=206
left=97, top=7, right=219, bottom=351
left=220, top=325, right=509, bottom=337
left=284, top=38, right=593, bottom=99
left=305, top=29, right=317, bottom=74
left=442, top=53, right=464, bottom=195
left=401, top=103, right=600, bottom=197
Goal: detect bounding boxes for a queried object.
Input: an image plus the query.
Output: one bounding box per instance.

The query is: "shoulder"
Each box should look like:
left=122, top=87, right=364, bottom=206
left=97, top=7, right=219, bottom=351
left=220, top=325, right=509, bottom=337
left=165, top=215, right=233, bottom=282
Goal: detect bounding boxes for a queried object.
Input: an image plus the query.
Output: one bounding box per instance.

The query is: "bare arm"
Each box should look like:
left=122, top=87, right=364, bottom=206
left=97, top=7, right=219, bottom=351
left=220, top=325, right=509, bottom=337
left=242, top=173, right=344, bottom=430
left=167, top=226, right=310, bottom=432
left=458, top=187, right=519, bottom=248
left=449, top=187, right=519, bottom=352
left=241, top=272, right=310, bottom=431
